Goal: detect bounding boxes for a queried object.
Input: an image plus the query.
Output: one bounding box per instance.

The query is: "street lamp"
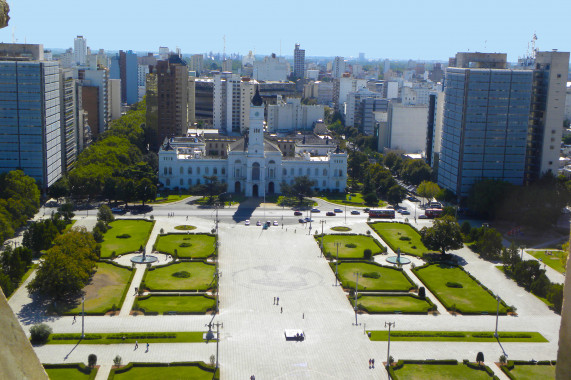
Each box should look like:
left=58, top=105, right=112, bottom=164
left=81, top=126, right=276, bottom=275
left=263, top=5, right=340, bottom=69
left=385, top=321, right=395, bottom=378
left=494, top=295, right=500, bottom=339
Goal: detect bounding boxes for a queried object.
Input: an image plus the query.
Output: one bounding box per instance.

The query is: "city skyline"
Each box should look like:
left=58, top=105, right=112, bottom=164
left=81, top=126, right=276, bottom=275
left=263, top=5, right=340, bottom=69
left=1, top=0, right=570, bottom=61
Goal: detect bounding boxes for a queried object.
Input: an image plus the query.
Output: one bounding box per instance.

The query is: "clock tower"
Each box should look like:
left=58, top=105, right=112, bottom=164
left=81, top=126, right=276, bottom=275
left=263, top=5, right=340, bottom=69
left=248, top=86, right=264, bottom=155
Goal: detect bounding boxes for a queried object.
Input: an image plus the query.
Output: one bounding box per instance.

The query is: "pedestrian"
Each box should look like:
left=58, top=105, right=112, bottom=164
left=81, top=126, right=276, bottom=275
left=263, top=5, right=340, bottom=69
left=372, top=358, right=375, bottom=368
left=186, top=216, right=188, bottom=221
left=73, top=314, right=76, bottom=324
left=369, top=359, right=371, bottom=368
left=146, top=342, right=149, bottom=352
left=135, top=340, right=138, bottom=350
left=273, top=297, right=276, bottom=305
left=302, top=313, right=304, bottom=319
left=277, top=297, right=279, bottom=305
left=281, top=307, right=283, bottom=313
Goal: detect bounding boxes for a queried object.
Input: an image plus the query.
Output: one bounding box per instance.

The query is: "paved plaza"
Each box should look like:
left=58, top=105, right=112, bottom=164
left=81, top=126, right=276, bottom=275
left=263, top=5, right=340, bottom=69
left=5, top=198, right=564, bottom=379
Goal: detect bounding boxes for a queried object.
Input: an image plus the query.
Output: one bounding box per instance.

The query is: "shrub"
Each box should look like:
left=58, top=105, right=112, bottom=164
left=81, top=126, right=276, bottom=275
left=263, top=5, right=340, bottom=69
left=399, top=236, right=411, bottom=241
left=389, top=355, right=395, bottom=365
left=418, top=287, right=425, bottom=299
left=150, top=215, right=154, bottom=220
left=183, top=237, right=191, bottom=240
left=364, top=249, right=372, bottom=260
left=362, top=271, right=380, bottom=279
left=116, top=234, right=131, bottom=239
left=210, top=354, right=216, bottom=366
left=160, top=228, right=164, bottom=234
left=446, top=281, right=463, bottom=288
left=30, top=323, right=52, bottom=343
left=179, top=242, right=192, bottom=248
left=113, top=355, right=122, bottom=367
left=172, top=271, right=191, bottom=278
left=461, top=221, right=472, bottom=237
left=345, top=243, right=357, bottom=248
left=499, top=355, right=507, bottom=364
left=366, top=230, right=371, bottom=235
left=411, top=246, right=417, bottom=249
left=88, top=354, right=97, bottom=367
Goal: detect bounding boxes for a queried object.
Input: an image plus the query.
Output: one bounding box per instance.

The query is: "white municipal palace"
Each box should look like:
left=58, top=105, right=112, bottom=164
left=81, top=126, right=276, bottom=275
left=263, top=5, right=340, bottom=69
left=158, top=88, right=348, bottom=197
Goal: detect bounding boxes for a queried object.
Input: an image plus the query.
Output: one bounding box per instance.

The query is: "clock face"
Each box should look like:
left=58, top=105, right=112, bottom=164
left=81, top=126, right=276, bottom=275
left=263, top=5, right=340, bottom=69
left=255, top=112, right=259, bottom=117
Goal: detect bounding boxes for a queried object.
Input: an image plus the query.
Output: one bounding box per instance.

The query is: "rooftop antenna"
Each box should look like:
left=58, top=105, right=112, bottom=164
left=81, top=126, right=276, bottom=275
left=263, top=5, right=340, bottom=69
left=531, top=32, right=538, bottom=59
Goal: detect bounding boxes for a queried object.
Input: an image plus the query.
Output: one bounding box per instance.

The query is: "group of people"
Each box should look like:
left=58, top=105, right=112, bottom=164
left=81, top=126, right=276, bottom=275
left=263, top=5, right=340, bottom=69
left=369, top=358, right=375, bottom=368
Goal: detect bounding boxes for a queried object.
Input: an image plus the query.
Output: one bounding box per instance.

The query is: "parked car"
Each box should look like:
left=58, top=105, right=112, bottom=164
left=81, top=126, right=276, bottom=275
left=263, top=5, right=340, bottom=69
left=304, top=217, right=314, bottom=222
left=245, top=220, right=250, bottom=226
left=111, top=207, right=126, bottom=214
left=311, top=208, right=320, bottom=213
left=298, top=218, right=306, bottom=223
left=363, top=208, right=370, bottom=213
left=273, top=221, right=279, bottom=226
left=333, top=208, right=343, bottom=213
left=401, top=210, right=410, bottom=215
left=266, top=221, right=271, bottom=226
left=326, top=211, right=335, bottom=216
left=256, top=220, right=262, bottom=226
left=418, top=214, right=428, bottom=219
left=351, top=210, right=360, bottom=215
left=294, top=211, right=302, bottom=216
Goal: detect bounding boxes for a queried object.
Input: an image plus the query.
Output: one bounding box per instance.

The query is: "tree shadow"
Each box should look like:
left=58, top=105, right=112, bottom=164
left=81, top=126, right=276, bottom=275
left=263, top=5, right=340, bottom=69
left=17, top=292, right=81, bottom=326
left=232, top=198, right=261, bottom=223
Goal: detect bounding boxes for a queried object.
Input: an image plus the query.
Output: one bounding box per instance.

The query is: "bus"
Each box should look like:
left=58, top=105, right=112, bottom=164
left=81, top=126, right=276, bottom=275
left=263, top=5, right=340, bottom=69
left=369, top=209, right=396, bottom=219
left=425, top=208, right=443, bottom=218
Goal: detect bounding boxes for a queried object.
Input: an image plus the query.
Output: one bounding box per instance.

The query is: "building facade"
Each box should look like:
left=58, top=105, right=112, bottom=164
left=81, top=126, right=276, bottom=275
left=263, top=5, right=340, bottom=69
left=73, top=36, right=87, bottom=66
left=266, top=97, right=324, bottom=133
left=0, top=44, right=62, bottom=188
left=253, top=54, right=288, bottom=82
left=159, top=89, right=347, bottom=196
left=294, top=43, right=305, bottom=78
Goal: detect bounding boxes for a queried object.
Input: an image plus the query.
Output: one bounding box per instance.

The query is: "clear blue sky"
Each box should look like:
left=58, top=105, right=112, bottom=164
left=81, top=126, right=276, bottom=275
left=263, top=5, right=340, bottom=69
left=1, top=0, right=569, bottom=61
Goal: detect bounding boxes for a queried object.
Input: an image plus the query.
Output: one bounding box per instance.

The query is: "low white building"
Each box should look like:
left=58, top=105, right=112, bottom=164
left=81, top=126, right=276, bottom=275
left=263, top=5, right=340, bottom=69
left=383, top=103, right=428, bottom=153
left=253, top=54, right=289, bottom=82
left=159, top=88, right=347, bottom=196
left=267, top=97, right=324, bottom=133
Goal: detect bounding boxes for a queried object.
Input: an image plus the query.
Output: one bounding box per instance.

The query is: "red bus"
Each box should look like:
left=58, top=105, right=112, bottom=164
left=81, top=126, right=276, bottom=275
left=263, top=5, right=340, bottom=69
left=369, top=209, right=396, bottom=219
left=425, top=208, right=443, bottom=218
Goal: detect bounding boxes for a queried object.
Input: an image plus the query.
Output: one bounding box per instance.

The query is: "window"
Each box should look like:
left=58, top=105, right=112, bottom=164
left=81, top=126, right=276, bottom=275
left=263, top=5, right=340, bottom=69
left=315, top=168, right=318, bottom=175
left=283, top=168, right=287, bottom=175
left=323, top=180, right=326, bottom=187
left=291, top=168, right=294, bottom=175
left=188, top=167, right=192, bottom=174
left=205, top=167, right=209, bottom=174
left=180, top=179, right=183, bottom=186
left=197, top=167, right=201, bottom=174
left=549, top=161, right=553, bottom=165
left=222, top=168, right=225, bottom=175
left=306, top=168, right=310, bottom=176
left=557, top=74, right=561, bottom=78
left=164, top=167, right=167, bottom=175
left=298, top=168, right=302, bottom=175
left=168, top=167, right=172, bottom=175
left=180, top=167, right=183, bottom=174
left=166, top=178, right=170, bottom=186
left=188, top=178, right=192, bottom=185
left=214, top=168, right=218, bottom=174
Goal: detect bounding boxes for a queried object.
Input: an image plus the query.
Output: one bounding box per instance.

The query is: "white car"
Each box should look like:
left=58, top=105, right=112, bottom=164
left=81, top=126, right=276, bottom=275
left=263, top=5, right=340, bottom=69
left=256, top=220, right=262, bottom=226
left=273, top=221, right=279, bottom=226
left=418, top=214, right=428, bottom=219
left=245, top=220, right=250, bottom=226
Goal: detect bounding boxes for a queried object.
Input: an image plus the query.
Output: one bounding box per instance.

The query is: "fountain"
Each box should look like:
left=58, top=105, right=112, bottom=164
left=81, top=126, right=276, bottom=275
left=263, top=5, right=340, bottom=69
left=130, top=249, right=158, bottom=264
left=386, top=248, right=411, bottom=266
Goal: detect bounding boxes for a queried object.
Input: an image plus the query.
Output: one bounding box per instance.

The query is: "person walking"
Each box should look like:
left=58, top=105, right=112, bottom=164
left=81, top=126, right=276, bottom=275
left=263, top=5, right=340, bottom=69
left=281, top=307, right=283, bottom=314
left=146, top=343, right=149, bottom=352
left=369, top=359, right=371, bottom=368
left=277, top=297, right=279, bottom=305
left=73, top=315, right=76, bottom=324
left=273, top=297, right=276, bottom=305
left=372, top=358, right=375, bottom=368
left=135, top=341, right=138, bottom=350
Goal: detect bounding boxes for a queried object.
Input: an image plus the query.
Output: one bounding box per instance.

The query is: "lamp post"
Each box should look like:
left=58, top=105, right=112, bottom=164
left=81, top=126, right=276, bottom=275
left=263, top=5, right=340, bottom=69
left=494, top=295, right=500, bottom=339
left=353, top=272, right=360, bottom=326
left=81, top=296, right=85, bottom=339
left=334, top=242, right=341, bottom=286
left=385, top=321, right=395, bottom=378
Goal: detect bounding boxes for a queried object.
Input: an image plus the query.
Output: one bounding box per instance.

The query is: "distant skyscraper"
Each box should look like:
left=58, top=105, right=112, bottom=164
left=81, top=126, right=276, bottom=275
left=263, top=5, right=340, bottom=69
left=294, top=43, right=305, bottom=78
left=59, top=69, right=79, bottom=172
left=358, top=52, right=365, bottom=61
left=0, top=43, right=62, bottom=188
left=332, top=57, right=346, bottom=79
left=190, top=54, right=204, bottom=75
left=383, top=59, right=390, bottom=74
left=158, top=46, right=169, bottom=60
left=73, top=35, right=87, bottom=66
left=253, top=54, right=288, bottom=81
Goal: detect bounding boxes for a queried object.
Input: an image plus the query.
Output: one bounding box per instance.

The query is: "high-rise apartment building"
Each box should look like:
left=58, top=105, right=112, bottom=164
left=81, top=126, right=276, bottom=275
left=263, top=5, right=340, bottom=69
left=59, top=69, right=78, bottom=172
left=345, top=88, right=388, bottom=135
left=190, top=54, right=204, bottom=75
left=213, top=73, right=256, bottom=134
left=332, top=57, right=347, bottom=79
left=0, top=43, right=62, bottom=188
left=73, top=35, right=87, bottom=66
left=158, top=46, right=169, bottom=60
left=253, top=54, right=288, bottom=82
left=146, top=54, right=190, bottom=149
left=74, top=67, right=110, bottom=138
left=110, top=50, right=138, bottom=105
left=294, top=43, right=305, bottom=78
left=438, top=53, right=533, bottom=197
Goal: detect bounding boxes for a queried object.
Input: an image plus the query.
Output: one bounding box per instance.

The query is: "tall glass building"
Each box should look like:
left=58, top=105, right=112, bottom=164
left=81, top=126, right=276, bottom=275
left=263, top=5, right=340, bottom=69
left=0, top=45, right=62, bottom=189
left=438, top=67, right=533, bottom=196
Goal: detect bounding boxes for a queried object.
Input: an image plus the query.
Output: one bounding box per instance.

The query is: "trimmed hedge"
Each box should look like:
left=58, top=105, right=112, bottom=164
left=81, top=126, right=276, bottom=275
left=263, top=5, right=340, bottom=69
left=108, top=361, right=218, bottom=380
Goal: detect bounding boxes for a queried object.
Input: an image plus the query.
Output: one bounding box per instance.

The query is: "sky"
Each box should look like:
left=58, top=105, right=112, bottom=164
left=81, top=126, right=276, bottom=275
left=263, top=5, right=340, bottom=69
left=1, top=0, right=570, bottom=62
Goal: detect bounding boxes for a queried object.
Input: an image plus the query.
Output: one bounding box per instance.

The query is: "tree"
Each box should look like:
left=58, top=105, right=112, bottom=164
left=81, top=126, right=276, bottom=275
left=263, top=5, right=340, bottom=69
left=97, top=204, right=115, bottom=225
left=30, top=323, right=52, bottom=344
left=363, top=192, right=378, bottom=206
left=88, top=354, right=97, bottom=368
left=400, top=159, right=432, bottom=185
left=27, top=227, right=98, bottom=300
left=282, top=176, right=316, bottom=205
left=420, top=215, right=463, bottom=255
left=467, top=179, right=511, bottom=219
left=48, top=176, right=69, bottom=201
left=476, top=228, right=503, bottom=260
left=202, top=175, right=226, bottom=203
left=476, top=352, right=484, bottom=365
left=386, top=185, right=406, bottom=206
left=347, top=151, right=369, bottom=183
left=57, top=202, right=75, bottom=222
left=22, top=219, right=60, bottom=254
left=460, top=221, right=472, bottom=236
left=383, top=152, right=402, bottom=173
left=417, top=181, right=440, bottom=205
left=136, top=178, right=157, bottom=206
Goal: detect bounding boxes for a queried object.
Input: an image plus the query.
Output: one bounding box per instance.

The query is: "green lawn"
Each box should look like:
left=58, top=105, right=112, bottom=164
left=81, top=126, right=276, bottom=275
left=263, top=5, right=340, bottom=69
left=44, top=366, right=96, bottom=380
left=155, top=233, right=216, bottom=258
left=46, top=332, right=206, bottom=345
left=68, top=262, right=132, bottom=314
left=113, top=364, right=217, bottom=380
left=368, top=330, right=547, bottom=343
left=319, top=234, right=384, bottom=259
left=62, top=220, right=77, bottom=233
left=358, top=295, right=432, bottom=313
left=414, top=264, right=509, bottom=314
left=100, top=219, right=154, bottom=258
left=317, top=192, right=384, bottom=207
left=392, top=363, right=494, bottom=380
left=526, top=250, right=567, bottom=274
left=336, top=262, right=414, bottom=291
left=508, top=364, right=556, bottom=380
left=369, top=222, right=431, bottom=257
left=145, top=262, right=216, bottom=291
left=148, top=194, right=192, bottom=204
left=136, top=295, right=216, bottom=314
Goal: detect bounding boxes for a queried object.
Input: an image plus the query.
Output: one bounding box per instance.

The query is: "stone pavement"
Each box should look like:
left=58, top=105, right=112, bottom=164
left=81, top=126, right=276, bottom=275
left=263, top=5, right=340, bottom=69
left=119, top=266, right=145, bottom=317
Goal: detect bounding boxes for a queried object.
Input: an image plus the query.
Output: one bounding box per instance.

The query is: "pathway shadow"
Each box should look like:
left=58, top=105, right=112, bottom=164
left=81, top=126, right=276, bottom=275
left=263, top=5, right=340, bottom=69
left=17, top=294, right=62, bottom=325
left=232, top=198, right=262, bottom=223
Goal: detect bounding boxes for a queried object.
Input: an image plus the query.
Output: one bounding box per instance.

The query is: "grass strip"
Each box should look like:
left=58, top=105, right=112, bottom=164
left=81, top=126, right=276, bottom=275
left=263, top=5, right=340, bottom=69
left=45, top=332, right=207, bottom=345
left=367, top=330, right=547, bottom=342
